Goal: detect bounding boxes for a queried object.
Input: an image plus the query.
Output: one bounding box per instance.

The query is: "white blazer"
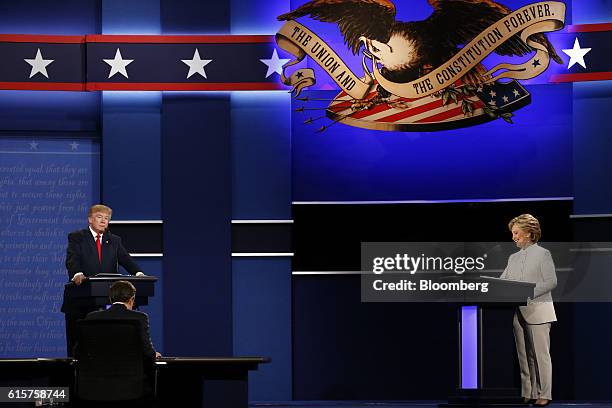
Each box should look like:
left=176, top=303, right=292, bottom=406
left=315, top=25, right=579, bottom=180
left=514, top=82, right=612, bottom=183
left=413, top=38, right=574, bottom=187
left=500, top=243, right=557, bottom=324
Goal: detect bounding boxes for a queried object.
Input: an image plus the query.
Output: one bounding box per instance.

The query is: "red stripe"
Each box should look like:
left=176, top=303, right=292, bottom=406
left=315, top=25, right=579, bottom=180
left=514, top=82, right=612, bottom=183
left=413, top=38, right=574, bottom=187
left=0, top=34, right=85, bottom=43
left=0, top=82, right=85, bottom=91
left=568, top=23, right=612, bottom=33
left=377, top=99, right=444, bottom=123
left=85, top=82, right=286, bottom=91
left=415, top=100, right=484, bottom=123
left=550, top=72, right=612, bottom=83
left=415, top=106, right=465, bottom=123
left=329, top=101, right=353, bottom=112
left=394, top=96, right=420, bottom=103
left=86, top=34, right=273, bottom=43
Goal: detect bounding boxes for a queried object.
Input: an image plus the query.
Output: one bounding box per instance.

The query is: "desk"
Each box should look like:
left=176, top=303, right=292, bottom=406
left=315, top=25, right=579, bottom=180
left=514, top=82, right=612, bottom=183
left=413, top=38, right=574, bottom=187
left=0, top=357, right=268, bottom=408
left=155, top=357, right=270, bottom=408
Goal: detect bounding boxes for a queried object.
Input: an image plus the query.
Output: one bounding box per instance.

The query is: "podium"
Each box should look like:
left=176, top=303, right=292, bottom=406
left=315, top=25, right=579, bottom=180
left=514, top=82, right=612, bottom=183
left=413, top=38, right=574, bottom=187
left=64, top=274, right=158, bottom=310
left=441, top=275, right=536, bottom=407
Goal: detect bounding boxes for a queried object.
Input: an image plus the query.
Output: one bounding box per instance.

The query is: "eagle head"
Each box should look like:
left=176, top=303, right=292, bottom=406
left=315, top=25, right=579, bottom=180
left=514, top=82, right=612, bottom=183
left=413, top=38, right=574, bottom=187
left=361, top=33, right=420, bottom=72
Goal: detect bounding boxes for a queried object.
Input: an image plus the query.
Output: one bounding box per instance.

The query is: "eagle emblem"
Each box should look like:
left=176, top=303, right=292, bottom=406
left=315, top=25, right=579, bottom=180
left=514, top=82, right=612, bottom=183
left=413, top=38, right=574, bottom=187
left=275, top=0, right=566, bottom=131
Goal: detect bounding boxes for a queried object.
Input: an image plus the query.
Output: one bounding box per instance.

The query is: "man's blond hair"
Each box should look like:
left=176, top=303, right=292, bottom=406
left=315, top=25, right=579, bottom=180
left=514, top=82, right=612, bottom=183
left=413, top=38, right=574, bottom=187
left=88, top=204, right=112, bottom=218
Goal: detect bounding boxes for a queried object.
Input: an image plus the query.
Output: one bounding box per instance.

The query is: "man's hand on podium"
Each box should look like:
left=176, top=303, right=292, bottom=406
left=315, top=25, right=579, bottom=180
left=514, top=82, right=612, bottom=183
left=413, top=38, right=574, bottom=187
left=135, top=272, right=145, bottom=277
left=72, top=273, right=86, bottom=285
left=155, top=352, right=162, bottom=359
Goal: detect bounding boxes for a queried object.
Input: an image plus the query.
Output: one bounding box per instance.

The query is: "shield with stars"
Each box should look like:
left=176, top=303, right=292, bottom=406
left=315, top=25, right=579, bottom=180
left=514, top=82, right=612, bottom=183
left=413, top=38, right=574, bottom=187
left=320, top=80, right=531, bottom=132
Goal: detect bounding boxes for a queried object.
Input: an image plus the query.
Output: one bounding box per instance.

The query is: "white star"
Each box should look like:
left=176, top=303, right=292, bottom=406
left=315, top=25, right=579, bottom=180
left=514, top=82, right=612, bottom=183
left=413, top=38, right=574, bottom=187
left=502, top=96, right=509, bottom=103
left=488, top=100, right=497, bottom=106
left=181, top=49, right=212, bottom=79
left=103, top=48, right=134, bottom=78
left=260, top=49, right=289, bottom=78
left=29, top=141, right=39, bottom=150
left=513, top=89, right=520, bottom=98
left=476, top=86, right=483, bottom=93
left=24, top=48, right=54, bottom=79
left=69, top=142, right=79, bottom=151
left=562, top=38, right=591, bottom=69
left=489, top=90, right=497, bottom=98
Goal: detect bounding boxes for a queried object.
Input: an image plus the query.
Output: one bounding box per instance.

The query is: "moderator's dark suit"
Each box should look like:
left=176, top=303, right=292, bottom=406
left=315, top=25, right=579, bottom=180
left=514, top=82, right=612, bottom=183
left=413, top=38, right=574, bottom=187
left=77, top=304, right=157, bottom=395
left=62, top=228, right=141, bottom=355
left=82, top=304, right=157, bottom=360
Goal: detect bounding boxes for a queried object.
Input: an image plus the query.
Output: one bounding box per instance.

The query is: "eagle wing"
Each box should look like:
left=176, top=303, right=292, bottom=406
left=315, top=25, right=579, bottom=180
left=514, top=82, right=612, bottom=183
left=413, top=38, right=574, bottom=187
left=278, top=0, right=396, bottom=55
left=424, top=0, right=562, bottom=63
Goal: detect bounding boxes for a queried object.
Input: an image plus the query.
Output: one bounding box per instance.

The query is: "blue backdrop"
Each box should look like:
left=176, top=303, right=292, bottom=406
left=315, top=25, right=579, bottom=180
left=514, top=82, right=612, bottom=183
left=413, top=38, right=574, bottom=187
left=0, top=137, right=99, bottom=357
left=292, top=84, right=573, bottom=201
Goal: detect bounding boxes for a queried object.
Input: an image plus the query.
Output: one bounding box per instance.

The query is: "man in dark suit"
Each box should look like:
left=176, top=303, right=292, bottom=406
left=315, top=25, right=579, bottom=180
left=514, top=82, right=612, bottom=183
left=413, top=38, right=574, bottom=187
left=82, top=280, right=161, bottom=360
left=76, top=281, right=161, bottom=396
left=62, top=204, right=145, bottom=356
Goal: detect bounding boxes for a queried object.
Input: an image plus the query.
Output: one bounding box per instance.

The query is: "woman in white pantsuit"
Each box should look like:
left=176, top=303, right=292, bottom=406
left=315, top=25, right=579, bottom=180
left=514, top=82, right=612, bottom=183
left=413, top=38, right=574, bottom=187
left=500, top=214, right=557, bottom=407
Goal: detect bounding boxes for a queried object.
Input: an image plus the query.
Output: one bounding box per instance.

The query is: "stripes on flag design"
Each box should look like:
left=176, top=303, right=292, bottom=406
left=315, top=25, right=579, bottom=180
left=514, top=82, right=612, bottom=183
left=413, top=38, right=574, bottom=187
left=294, top=80, right=530, bottom=132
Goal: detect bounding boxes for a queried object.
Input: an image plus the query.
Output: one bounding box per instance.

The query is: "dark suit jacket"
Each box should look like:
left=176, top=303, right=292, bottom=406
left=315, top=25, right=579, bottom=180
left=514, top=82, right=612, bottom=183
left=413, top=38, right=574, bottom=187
left=82, top=303, right=157, bottom=361
left=62, top=228, right=141, bottom=313
left=65, top=228, right=141, bottom=279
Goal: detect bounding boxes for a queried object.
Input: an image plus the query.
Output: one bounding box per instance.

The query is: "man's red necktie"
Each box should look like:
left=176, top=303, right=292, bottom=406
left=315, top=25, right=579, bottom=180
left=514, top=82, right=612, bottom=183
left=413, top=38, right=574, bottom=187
left=95, top=234, right=102, bottom=263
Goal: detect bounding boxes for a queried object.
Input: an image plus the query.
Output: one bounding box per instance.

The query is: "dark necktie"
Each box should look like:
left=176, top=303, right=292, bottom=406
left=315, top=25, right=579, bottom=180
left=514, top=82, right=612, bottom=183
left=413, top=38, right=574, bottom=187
left=96, top=234, right=102, bottom=263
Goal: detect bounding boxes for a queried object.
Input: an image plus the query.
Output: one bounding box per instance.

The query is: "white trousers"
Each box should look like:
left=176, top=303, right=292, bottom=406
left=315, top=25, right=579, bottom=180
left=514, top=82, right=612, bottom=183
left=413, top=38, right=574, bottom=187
left=512, top=311, right=552, bottom=400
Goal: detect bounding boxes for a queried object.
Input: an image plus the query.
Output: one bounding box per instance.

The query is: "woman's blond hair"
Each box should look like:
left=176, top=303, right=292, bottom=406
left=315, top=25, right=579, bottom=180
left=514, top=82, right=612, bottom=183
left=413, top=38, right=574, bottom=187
left=508, top=213, right=541, bottom=243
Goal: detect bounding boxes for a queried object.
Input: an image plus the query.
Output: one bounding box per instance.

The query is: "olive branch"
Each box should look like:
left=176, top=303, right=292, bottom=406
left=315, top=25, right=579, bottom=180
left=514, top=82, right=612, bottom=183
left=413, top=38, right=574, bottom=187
left=439, top=84, right=514, bottom=124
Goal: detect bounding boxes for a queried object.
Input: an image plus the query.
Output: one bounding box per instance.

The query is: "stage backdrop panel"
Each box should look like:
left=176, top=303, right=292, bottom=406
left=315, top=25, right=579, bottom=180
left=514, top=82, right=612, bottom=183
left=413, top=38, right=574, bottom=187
left=0, top=137, right=99, bottom=357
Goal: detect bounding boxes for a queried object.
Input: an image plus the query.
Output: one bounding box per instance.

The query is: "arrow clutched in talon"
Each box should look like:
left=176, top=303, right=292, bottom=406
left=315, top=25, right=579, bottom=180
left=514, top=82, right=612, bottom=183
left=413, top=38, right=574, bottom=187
left=304, top=115, right=327, bottom=124
left=315, top=117, right=348, bottom=133
left=313, top=110, right=354, bottom=133
left=295, top=107, right=328, bottom=112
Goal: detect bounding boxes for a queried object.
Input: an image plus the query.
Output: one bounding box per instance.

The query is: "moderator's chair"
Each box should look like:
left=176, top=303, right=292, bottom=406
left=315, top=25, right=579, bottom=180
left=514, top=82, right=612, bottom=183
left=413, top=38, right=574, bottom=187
left=74, top=319, right=156, bottom=407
